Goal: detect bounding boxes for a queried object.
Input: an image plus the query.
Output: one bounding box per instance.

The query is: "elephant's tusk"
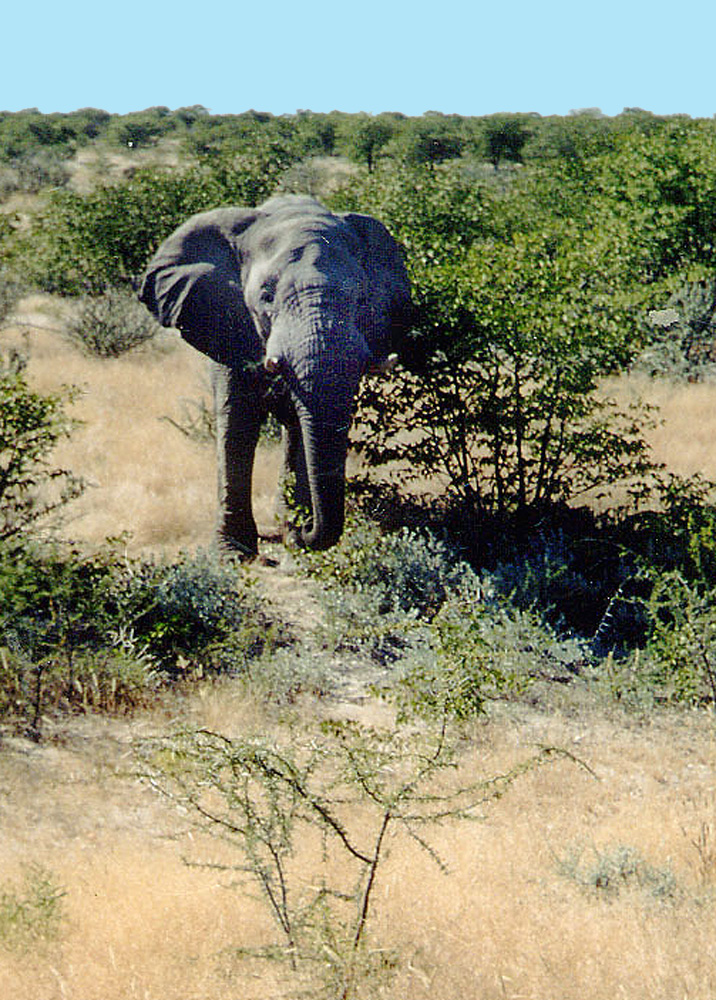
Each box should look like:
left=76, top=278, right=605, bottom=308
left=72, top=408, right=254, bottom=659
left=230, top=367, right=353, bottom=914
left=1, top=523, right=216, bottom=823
left=374, top=353, right=399, bottom=374
left=264, top=355, right=282, bottom=373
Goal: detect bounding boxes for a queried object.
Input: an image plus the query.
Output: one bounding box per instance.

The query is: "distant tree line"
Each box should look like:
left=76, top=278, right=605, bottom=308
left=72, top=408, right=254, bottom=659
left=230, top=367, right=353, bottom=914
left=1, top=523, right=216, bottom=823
left=0, top=103, right=707, bottom=176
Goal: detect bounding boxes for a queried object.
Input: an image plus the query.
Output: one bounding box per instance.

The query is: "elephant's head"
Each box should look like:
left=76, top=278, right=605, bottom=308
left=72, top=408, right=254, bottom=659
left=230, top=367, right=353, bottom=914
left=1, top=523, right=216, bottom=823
left=139, top=195, right=414, bottom=552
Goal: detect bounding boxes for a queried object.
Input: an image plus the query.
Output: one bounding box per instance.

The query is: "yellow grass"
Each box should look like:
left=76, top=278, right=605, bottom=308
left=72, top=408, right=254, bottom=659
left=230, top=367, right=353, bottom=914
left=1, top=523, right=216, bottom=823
left=2, top=700, right=716, bottom=999
left=615, top=372, right=716, bottom=481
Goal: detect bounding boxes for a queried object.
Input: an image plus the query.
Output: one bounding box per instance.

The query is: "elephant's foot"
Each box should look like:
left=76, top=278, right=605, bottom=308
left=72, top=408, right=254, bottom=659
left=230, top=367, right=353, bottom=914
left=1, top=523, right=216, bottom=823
left=216, top=530, right=259, bottom=562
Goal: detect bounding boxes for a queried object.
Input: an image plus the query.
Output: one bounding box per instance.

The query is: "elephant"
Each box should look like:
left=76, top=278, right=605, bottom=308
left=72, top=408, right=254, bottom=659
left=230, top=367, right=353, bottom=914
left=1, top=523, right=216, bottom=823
left=138, top=195, right=415, bottom=557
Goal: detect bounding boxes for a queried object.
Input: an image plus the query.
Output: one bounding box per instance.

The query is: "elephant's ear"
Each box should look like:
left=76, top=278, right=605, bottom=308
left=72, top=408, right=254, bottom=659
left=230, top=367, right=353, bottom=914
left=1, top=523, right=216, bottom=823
left=340, top=212, right=409, bottom=284
left=138, top=209, right=261, bottom=368
left=340, top=212, right=416, bottom=354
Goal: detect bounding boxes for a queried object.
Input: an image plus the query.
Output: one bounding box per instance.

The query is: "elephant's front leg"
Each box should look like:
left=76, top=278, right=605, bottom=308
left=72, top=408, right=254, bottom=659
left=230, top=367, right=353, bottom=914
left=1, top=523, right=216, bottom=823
left=276, top=422, right=311, bottom=546
left=212, top=363, right=264, bottom=558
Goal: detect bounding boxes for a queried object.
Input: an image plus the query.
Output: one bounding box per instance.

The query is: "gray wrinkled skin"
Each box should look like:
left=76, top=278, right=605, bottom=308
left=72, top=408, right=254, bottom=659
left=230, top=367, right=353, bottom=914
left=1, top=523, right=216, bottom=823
left=139, top=195, right=414, bottom=556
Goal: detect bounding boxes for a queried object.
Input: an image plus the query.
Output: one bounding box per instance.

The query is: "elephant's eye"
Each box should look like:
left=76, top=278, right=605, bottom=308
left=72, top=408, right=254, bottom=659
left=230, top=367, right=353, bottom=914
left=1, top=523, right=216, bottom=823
left=260, top=276, right=278, bottom=304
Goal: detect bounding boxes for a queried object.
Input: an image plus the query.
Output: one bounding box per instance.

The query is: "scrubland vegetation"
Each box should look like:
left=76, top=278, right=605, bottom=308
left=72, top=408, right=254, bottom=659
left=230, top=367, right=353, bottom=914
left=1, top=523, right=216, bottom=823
left=3, top=105, right=716, bottom=997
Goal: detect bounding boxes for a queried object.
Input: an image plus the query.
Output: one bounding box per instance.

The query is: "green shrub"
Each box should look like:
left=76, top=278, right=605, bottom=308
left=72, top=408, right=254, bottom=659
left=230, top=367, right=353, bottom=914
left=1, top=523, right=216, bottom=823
left=300, top=518, right=483, bottom=666
left=0, top=350, right=84, bottom=546
left=0, top=272, right=25, bottom=328
left=391, top=593, right=587, bottom=721
left=141, top=721, right=568, bottom=998
left=640, top=572, right=716, bottom=705
left=65, top=287, right=161, bottom=356
left=392, top=601, right=526, bottom=720
left=557, top=844, right=679, bottom=902
left=125, top=549, right=268, bottom=665
left=639, top=276, right=716, bottom=380
left=356, top=224, right=655, bottom=521
left=0, top=864, right=66, bottom=951
left=7, top=153, right=293, bottom=294
left=303, top=518, right=479, bottom=618
left=0, top=542, right=279, bottom=729
left=6, top=169, right=223, bottom=293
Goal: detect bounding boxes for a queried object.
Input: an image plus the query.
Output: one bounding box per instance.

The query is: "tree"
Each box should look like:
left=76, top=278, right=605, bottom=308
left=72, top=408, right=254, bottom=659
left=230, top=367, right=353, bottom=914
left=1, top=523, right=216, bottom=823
left=342, top=117, right=395, bottom=172
left=295, top=111, right=337, bottom=157
left=482, top=115, right=530, bottom=169
left=397, top=118, right=464, bottom=170
left=355, top=222, right=654, bottom=520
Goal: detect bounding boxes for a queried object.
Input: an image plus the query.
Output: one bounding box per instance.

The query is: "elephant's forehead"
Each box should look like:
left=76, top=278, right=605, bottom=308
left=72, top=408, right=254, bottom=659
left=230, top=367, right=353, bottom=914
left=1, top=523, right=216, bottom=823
left=252, top=212, right=359, bottom=261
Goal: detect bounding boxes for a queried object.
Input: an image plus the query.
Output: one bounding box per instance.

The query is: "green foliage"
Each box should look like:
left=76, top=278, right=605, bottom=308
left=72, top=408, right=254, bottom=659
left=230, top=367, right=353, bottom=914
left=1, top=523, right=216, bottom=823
left=0, top=271, right=25, bottom=327
left=0, top=112, right=77, bottom=161
left=624, top=473, right=716, bottom=585
left=0, top=542, right=277, bottom=729
left=329, top=161, right=492, bottom=265
left=482, top=114, right=531, bottom=168
left=0, top=350, right=83, bottom=545
left=303, top=518, right=479, bottom=618
left=141, top=721, right=569, bottom=998
left=7, top=146, right=298, bottom=293
left=639, top=276, right=716, bottom=379
left=0, top=150, right=71, bottom=200
left=65, top=287, right=161, bottom=356
left=0, top=865, right=66, bottom=952
left=641, top=572, right=716, bottom=705
left=357, top=223, right=655, bottom=519
left=589, top=122, right=716, bottom=279
left=339, top=116, right=395, bottom=172
left=105, top=106, right=177, bottom=148
left=7, top=169, right=222, bottom=293
left=392, top=599, right=536, bottom=721
left=123, top=548, right=267, bottom=664
left=392, top=116, right=464, bottom=170
left=300, top=516, right=572, bottom=717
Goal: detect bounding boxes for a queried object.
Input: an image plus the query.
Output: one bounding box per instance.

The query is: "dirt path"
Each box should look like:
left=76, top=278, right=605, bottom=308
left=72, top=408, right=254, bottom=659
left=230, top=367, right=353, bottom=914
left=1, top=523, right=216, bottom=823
left=251, top=545, right=397, bottom=718
left=251, top=545, right=327, bottom=641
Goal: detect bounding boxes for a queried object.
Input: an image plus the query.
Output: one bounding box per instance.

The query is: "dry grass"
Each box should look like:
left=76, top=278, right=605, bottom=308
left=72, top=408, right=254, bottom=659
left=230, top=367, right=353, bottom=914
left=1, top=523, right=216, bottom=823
left=1, top=698, right=716, bottom=999
left=615, top=372, right=716, bottom=481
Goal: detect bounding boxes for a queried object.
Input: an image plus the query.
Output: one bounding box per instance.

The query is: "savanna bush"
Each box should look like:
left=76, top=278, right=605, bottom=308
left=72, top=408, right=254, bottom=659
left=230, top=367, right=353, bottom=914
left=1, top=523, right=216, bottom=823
left=7, top=152, right=294, bottom=294
left=141, top=720, right=566, bottom=997
left=637, top=571, right=716, bottom=705
left=638, top=276, right=716, bottom=380
left=0, top=271, right=26, bottom=328
left=6, top=169, right=222, bottom=293
left=392, top=598, right=544, bottom=720
left=65, top=286, right=161, bottom=356
left=557, top=843, right=679, bottom=902
left=356, top=222, right=656, bottom=521
left=0, top=350, right=83, bottom=546
left=0, top=864, right=66, bottom=952
left=0, top=542, right=277, bottom=728
left=300, top=515, right=570, bottom=715
left=304, top=517, right=480, bottom=618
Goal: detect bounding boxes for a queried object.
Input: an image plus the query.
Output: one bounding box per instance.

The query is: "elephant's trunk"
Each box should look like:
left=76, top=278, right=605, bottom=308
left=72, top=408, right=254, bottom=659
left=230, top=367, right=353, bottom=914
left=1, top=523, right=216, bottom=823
left=298, top=413, right=348, bottom=551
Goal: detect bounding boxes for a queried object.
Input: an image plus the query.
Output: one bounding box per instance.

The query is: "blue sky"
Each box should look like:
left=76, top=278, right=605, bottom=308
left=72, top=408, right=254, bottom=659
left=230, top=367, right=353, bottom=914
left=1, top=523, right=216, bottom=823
left=3, top=0, right=715, bottom=119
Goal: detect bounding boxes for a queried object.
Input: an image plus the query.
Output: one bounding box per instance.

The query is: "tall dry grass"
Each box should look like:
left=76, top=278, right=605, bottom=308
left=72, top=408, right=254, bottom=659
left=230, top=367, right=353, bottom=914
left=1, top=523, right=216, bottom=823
left=617, top=372, right=716, bottom=481
left=1, top=699, right=716, bottom=999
